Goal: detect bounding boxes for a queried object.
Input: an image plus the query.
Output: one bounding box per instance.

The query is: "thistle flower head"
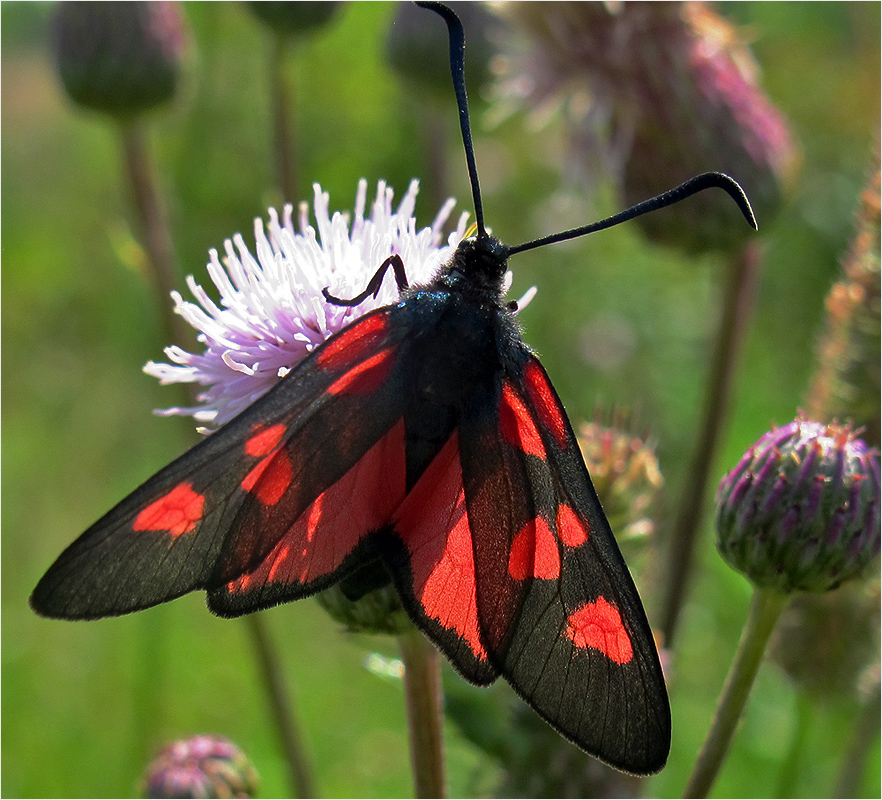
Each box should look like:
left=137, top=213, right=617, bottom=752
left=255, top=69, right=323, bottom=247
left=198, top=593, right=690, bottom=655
left=145, top=180, right=471, bottom=428
left=716, top=417, right=880, bottom=593
left=496, top=2, right=797, bottom=253
left=52, top=1, right=186, bottom=119
left=140, top=734, right=258, bottom=799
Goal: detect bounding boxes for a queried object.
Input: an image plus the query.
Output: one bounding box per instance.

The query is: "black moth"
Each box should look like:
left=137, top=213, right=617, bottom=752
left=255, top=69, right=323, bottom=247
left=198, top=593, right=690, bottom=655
left=32, top=0, right=756, bottom=774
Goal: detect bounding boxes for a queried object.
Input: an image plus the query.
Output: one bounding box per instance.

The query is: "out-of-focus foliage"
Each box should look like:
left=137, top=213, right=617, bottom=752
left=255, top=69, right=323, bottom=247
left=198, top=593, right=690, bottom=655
left=3, top=2, right=879, bottom=797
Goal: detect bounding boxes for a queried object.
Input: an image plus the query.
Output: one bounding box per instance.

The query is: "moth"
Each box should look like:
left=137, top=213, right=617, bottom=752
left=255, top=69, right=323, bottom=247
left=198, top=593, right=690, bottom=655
left=32, top=1, right=755, bottom=774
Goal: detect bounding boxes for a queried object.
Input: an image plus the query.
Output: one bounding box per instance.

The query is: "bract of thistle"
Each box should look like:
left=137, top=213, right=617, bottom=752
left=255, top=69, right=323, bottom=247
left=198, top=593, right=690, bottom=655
left=144, top=180, right=471, bottom=428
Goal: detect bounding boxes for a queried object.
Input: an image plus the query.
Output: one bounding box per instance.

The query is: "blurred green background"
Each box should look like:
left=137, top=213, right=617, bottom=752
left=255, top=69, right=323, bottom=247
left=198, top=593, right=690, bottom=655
left=3, top=1, right=879, bottom=797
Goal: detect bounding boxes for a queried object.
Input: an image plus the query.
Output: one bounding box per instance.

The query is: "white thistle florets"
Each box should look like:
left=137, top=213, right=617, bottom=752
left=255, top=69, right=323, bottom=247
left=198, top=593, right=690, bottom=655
left=145, top=179, right=471, bottom=429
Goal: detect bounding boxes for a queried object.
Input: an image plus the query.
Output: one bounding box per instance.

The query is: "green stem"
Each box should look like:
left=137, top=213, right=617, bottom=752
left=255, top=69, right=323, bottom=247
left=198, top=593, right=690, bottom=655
left=832, top=675, right=881, bottom=798
left=246, top=615, right=317, bottom=798
left=117, top=119, right=192, bottom=352
left=774, top=689, right=812, bottom=797
left=683, top=588, right=789, bottom=798
left=399, top=628, right=446, bottom=798
left=271, top=32, right=298, bottom=202
left=660, top=241, right=761, bottom=648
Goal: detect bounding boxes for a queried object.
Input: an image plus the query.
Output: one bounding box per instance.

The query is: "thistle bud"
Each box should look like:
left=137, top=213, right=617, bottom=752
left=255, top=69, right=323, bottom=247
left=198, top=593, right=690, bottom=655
left=316, top=580, right=411, bottom=636
left=576, top=415, right=663, bottom=547
left=52, top=1, right=186, bottom=119
left=140, top=735, right=258, bottom=799
left=771, top=581, right=880, bottom=701
left=246, top=2, right=342, bottom=39
left=386, top=1, right=496, bottom=101
left=497, top=2, right=797, bottom=253
left=807, top=161, right=881, bottom=445
left=716, top=417, right=880, bottom=593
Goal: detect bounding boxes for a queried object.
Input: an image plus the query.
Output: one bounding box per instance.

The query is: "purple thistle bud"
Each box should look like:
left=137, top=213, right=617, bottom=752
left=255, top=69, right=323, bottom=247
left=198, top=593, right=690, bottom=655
left=496, top=2, right=797, bottom=253
left=141, top=734, right=258, bottom=799
left=52, top=1, right=186, bottom=119
left=716, top=416, right=880, bottom=593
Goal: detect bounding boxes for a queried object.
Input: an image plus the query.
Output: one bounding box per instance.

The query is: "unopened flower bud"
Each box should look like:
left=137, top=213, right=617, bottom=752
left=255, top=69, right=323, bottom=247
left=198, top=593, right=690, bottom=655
left=52, top=1, right=186, bottom=119
left=807, top=161, right=881, bottom=445
left=316, top=579, right=411, bottom=636
left=387, top=1, right=496, bottom=101
left=576, top=415, right=663, bottom=546
left=246, top=2, right=342, bottom=38
left=716, top=417, right=880, bottom=593
left=498, top=2, right=797, bottom=253
left=141, top=734, right=258, bottom=799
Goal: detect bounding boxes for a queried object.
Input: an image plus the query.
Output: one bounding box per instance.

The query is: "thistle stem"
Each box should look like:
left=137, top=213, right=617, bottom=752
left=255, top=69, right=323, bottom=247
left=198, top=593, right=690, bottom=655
left=660, top=241, right=761, bottom=647
left=246, top=615, right=317, bottom=798
left=118, top=119, right=192, bottom=351
left=832, top=674, right=880, bottom=798
left=271, top=32, right=298, bottom=202
left=683, top=587, right=788, bottom=798
left=399, top=628, right=446, bottom=798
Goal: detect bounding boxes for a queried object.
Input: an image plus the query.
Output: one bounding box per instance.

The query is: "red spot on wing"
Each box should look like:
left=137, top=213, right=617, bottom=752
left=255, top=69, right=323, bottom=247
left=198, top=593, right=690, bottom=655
left=316, top=312, right=390, bottom=372
left=133, top=483, right=205, bottom=537
left=227, top=421, right=407, bottom=591
left=566, top=596, right=633, bottom=664
left=327, top=347, right=396, bottom=395
left=556, top=504, right=589, bottom=546
left=242, top=449, right=294, bottom=506
left=508, top=517, right=561, bottom=580
left=523, top=360, right=568, bottom=449
left=499, top=382, right=546, bottom=458
left=394, top=434, right=487, bottom=661
left=245, top=423, right=286, bottom=457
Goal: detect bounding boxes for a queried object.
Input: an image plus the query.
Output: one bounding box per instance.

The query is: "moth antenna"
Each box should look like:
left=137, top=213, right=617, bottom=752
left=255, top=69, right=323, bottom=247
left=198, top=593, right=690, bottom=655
left=507, top=172, right=757, bottom=256
left=416, top=1, right=487, bottom=239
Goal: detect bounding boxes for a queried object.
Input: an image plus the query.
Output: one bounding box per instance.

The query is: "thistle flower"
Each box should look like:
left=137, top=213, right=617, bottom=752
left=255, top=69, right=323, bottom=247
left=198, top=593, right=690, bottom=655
left=140, top=734, right=258, bottom=799
left=715, top=417, right=880, bottom=594
left=52, top=1, right=186, bottom=119
left=315, top=581, right=411, bottom=636
left=145, top=180, right=470, bottom=428
left=807, top=162, right=881, bottom=445
left=496, top=2, right=797, bottom=252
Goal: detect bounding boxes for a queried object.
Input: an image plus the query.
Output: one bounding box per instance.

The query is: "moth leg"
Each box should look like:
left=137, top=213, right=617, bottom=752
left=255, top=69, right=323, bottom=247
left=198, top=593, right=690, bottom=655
left=323, top=254, right=408, bottom=307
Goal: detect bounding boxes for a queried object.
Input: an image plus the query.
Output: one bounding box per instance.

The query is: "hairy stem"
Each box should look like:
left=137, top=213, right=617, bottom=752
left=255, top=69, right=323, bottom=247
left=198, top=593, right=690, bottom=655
left=660, top=241, right=762, bottom=647
left=684, top=588, right=788, bottom=798
left=399, top=628, right=446, bottom=798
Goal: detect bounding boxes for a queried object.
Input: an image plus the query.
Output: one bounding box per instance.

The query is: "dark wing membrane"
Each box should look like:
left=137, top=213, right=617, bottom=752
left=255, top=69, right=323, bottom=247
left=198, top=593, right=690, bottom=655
left=31, top=308, right=411, bottom=620
left=458, top=356, right=671, bottom=775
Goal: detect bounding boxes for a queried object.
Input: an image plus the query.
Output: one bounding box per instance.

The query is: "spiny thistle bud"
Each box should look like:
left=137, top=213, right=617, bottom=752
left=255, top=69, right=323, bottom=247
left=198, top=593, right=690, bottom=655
left=315, top=580, right=411, bottom=636
left=52, top=1, right=186, bottom=119
left=246, top=2, right=342, bottom=39
left=716, top=417, right=880, bottom=594
left=140, top=734, right=258, bottom=799
left=771, top=581, right=880, bottom=701
left=576, top=415, right=663, bottom=547
left=497, top=2, right=797, bottom=253
left=807, top=161, right=881, bottom=445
